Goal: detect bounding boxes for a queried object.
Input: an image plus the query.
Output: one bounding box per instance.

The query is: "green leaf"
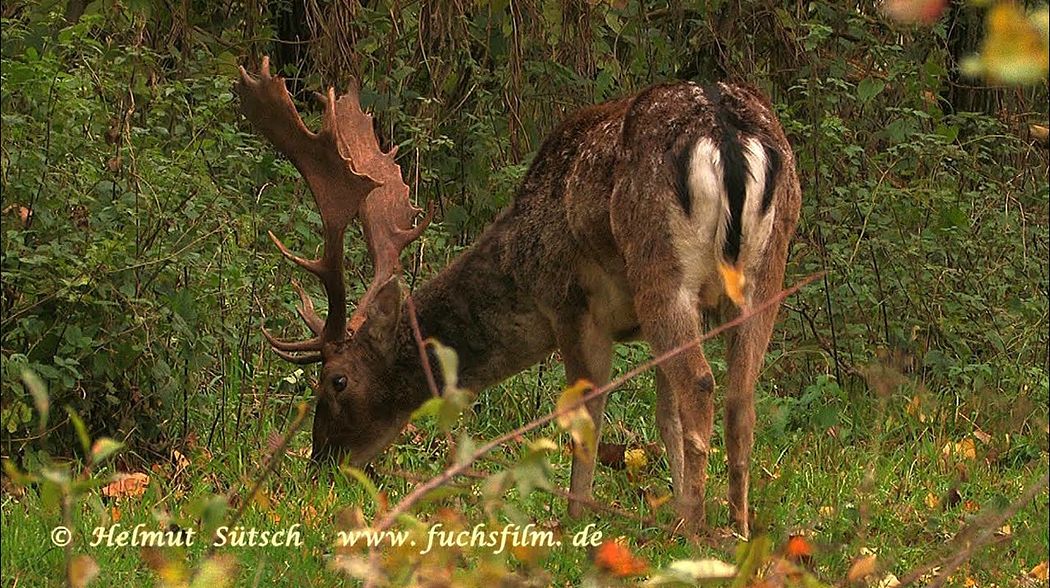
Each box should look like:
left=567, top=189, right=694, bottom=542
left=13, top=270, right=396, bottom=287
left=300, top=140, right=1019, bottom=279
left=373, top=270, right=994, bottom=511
left=455, top=433, right=477, bottom=466
left=20, top=370, right=48, bottom=434
left=342, top=466, right=380, bottom=502
left=438, top=387, right=472, bottom=432
left=856, top=78, right=885, bottom=103
left=199, top=495, right=229, bottom=532
left=66, top=408, right=91, bottom=456
left=428, top=339, right=460, bottom=392
left=410, top=397, right=444, bottom=422
left=90, top=437, right=123, bottom=464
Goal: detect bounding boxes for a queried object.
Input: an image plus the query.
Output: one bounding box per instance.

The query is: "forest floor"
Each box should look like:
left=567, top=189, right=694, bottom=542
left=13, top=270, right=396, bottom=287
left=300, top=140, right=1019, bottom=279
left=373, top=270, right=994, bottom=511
left=2, top=341, right=1047, bottom=586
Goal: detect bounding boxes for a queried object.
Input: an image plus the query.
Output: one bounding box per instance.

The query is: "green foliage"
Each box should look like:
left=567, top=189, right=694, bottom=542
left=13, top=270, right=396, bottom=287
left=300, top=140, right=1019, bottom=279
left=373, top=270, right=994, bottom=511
left=0, top=0, right=1047, bottom=585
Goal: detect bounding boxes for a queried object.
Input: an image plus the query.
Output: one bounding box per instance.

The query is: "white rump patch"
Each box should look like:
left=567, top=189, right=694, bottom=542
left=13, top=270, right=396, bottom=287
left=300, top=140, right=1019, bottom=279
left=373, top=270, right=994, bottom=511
left=739, top=138, right=776, bottom=275
left=669, top=136, right=777, bottom=306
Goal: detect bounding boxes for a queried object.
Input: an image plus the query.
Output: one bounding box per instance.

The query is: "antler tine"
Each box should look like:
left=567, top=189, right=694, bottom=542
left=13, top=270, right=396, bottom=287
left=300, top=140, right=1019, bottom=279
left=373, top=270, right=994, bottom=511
left=348, top=197, right=434, bottom=333
left=290, top=279, right=323, bottom=336
left=261, top=328, right=323, bottom=352
left=272, top=347, right=323, bottom=365
left=329, top=82, right=432, bottom=335
left=237, top=56, right=383, bottom=351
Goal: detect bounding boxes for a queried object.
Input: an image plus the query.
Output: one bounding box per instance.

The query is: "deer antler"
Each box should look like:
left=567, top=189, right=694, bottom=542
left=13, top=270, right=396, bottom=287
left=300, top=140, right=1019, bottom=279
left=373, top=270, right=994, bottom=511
left=236, top=57, right=430, bottom=362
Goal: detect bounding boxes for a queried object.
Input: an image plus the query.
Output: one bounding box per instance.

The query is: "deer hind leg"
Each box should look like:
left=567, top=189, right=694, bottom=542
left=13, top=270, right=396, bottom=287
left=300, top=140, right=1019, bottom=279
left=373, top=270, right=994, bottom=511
left=654, top=370, right=684, bottom=504
left=722, top=256, right=787, bottom=537
left=556, top=315, right=613, bottom=518
left=637, top=287, right=714, bottom=531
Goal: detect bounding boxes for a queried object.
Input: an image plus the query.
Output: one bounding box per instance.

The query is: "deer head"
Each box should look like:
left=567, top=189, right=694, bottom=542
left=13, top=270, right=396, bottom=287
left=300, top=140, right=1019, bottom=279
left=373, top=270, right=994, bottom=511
left=236, top=58, right=431, bottom=464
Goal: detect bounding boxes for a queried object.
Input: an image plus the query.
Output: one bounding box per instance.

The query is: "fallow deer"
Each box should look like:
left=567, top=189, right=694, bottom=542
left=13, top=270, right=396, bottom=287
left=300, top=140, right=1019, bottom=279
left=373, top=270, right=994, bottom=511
left=236, top=57, right=801, bottom=536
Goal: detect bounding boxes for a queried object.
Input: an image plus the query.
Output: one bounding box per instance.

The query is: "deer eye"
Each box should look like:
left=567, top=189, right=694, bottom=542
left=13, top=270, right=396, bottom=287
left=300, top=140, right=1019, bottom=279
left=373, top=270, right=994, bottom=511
left=331, top=375, right=348, bottom=392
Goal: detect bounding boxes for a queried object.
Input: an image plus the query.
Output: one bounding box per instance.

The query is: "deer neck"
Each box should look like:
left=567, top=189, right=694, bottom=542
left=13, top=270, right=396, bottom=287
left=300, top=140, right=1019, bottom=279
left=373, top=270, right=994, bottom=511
left=394, top=228, right=557, bottom=397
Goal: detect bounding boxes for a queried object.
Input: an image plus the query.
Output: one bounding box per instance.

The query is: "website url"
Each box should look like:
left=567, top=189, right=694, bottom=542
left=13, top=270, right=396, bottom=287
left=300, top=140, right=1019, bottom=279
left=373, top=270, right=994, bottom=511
left=337, top=522, right=603, bottom=555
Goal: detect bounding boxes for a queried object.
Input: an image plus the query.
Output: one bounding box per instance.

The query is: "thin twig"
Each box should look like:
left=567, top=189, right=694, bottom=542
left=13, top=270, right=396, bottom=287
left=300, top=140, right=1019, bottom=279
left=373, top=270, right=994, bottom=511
left=405, top=296, right=439, bottom=398
left=897, top=473, right=1049, bottom=587
left=375, top=464, right=704, bottom=544
left=371, top=273, right=820, bottom=534
left=207, top=401, right=310, bottom=555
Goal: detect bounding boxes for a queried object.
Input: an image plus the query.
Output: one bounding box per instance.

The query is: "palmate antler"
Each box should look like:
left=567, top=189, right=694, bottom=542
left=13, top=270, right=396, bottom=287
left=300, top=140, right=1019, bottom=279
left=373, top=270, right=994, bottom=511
left=236, top=57, right=431, bottom=363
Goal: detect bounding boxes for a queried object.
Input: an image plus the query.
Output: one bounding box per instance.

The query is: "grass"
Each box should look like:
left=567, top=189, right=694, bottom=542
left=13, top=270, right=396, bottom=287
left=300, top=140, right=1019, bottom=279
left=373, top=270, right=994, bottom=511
left=1, top=340, right=1048, bottom=586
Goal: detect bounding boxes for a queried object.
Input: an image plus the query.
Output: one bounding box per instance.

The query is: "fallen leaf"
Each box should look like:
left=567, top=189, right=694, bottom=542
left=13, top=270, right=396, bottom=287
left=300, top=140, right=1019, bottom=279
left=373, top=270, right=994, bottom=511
left=647, top=559, right=738, bottom=584
left=848, top=554, right=878, bottom=583
left=596, top=442, right=626, bottom=470
left=69, top=555, right=99, bottom=588
left=1031, top=124, right=1049, bottom=147
left=925, top=492, right=940, bottom=510
left=973, top=430, right=992, bottom=444
left=172, top=449, right=190, bottom=470
left=645, top=492, right=672, bottom=510
left=878, top=573, right=901, bottom=588
left=101, top=472, right=150, bottom=499
left=785, top=534, right=814, bottom=562
left=1029, top=561, right=1049, bottom=581
left=594, top=539, right=648, bottom=577
left=942, top=438, right=977, bottom=460
left=624, top=448, right=648, bottom=473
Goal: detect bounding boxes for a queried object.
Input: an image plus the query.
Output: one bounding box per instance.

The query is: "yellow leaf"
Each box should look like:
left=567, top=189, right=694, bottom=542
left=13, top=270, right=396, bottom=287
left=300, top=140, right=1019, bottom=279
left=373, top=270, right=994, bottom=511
left=556, top=380, right=596, bottom=463
left=69, top=555, right=99, bottom=588
left=718, top=262, right=746, bottom=307
left=963, top=3, right=1050, bottom=84
left=191, top=554, right=237, bottom=588
left=1029, top=561, right=1049, bottom=581
left=624, top=448, right=647, bottom=473
left=847, top=554, right=878, bottom=582
left=942, top=438, right=977, bottom=460
left=925, top=492, right=940, bottom=510
left=877, top=573, right=901, bottom=588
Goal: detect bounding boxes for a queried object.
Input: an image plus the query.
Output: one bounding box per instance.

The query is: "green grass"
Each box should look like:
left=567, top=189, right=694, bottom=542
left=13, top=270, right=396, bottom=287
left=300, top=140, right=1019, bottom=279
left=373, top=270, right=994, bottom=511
left=2, top=344, right=1048, bottom=586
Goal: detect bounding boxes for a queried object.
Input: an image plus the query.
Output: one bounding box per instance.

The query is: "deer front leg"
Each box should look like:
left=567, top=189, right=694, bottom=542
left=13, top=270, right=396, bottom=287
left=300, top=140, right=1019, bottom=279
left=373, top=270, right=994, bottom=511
left=637, top=287, right=714, bottom=532
left=556, top=316, right=613, bottom=518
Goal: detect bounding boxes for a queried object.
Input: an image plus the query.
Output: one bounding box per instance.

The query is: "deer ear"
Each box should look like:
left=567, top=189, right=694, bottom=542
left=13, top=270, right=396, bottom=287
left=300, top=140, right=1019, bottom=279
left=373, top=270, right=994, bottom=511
left=360, top=276, right=403, bottom=355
